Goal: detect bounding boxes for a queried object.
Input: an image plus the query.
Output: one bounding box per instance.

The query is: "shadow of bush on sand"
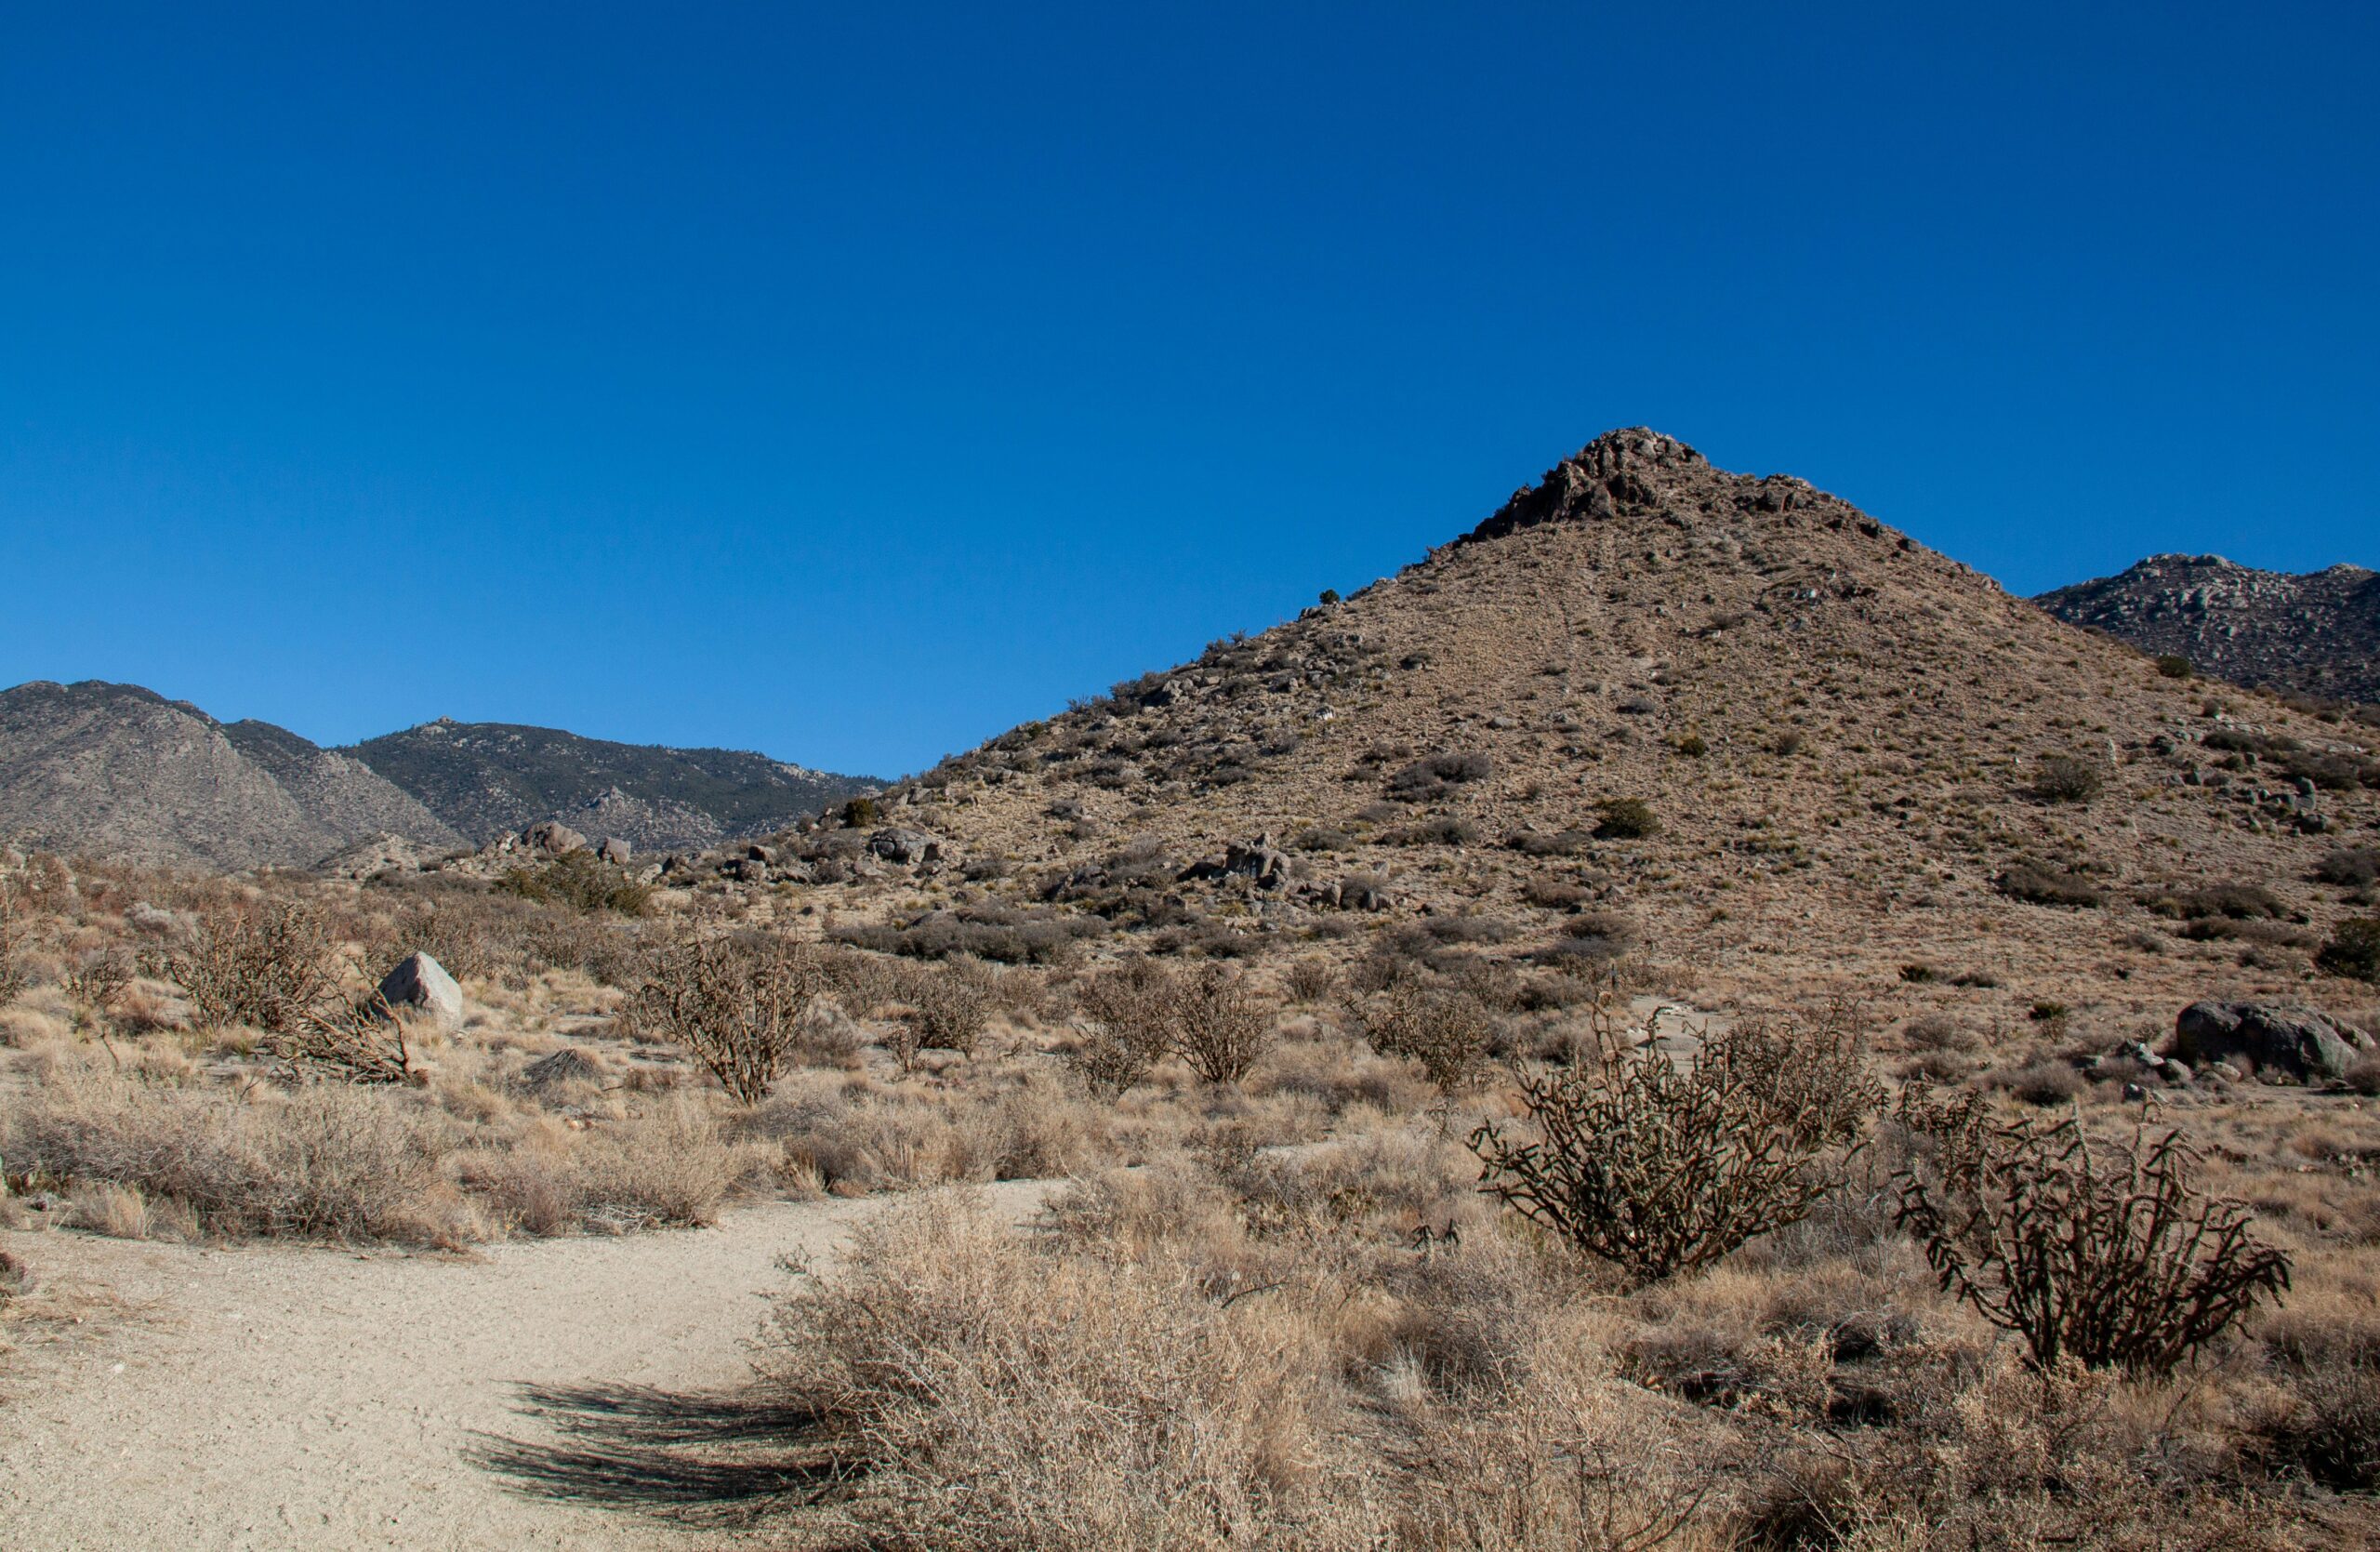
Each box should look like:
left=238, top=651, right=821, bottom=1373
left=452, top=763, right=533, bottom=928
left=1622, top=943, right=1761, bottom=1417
left=466, top=1382, right=853, bottom=1523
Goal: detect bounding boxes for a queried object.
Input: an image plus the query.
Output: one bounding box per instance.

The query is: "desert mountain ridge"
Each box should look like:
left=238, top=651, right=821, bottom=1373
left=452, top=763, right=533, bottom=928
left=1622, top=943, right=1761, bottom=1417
left=2038, top=552, right=2380, bottom=707
left=0, top=682, right=882, bottom=870
left=340, top=718, right=880, bottom=853
left=668, top=427, right=2379, bottom=1024
left=0, top=680, right=462, bottom=872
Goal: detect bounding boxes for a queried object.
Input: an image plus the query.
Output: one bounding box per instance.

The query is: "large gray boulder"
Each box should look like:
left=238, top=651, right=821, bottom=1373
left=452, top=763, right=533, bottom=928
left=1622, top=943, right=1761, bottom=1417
left=522, top=820, right=587, bottom=856
left=867, top=827, right=948, bottom=867
left=2172, top=1001, right=2373, bottom=1081
left=380, top=951, right=464, bottom=1027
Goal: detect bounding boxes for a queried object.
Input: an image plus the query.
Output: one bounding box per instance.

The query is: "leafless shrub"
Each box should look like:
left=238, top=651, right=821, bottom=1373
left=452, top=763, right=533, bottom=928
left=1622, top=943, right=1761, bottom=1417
left=1282, top=958, right=1338, bottom=1004
left=626, top=931, right=825, bottom=1102
left=1173, top=964, right=1273, bottom=1084
left=1996, top=864, right=2102, bottom=909
left=1356, top=981, right=1499, bottom=1091
left=1893, top=1089, right=2290, bottom=1373
left=4, top=1058, right=448, bottom=1241
left=171, top=899, right=350, bottom=1032
left=62, top=947, right=133, bottom=1024
left=762, top=1192, right=1379, bottom=1548
left=2032, top=752, right=2105, bottom=803
left=904, top=957, right=999, bottom=1055
left=0, top=871, right=32, bottom=1002
left=268, top=991, right=415, bottom=1084
left=1471, top=1007, right=1881, bottom=1282
left=1064, top=958, right=1174, bottom=1095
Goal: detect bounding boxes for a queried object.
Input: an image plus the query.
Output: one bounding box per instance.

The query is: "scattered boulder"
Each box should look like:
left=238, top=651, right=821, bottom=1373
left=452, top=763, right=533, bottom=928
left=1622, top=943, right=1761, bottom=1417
left=597, top=837, right=633, bottom=865
left=317, top=831, right=435, bottom=882
left=379, top=951, right=465, bottom=1027
left=2172, top=1000, right=2373, bottom=1082
left=522, top=820, right=588, bottom=856
left=868, top=828, right=949, bottom=867
left=1180, top=835, right=1292, bottom=892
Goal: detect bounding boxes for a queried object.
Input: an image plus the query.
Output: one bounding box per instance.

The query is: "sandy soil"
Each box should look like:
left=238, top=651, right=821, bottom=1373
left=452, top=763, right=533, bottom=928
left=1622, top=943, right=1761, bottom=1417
left=0, top=1181, right=1051, bottom=1551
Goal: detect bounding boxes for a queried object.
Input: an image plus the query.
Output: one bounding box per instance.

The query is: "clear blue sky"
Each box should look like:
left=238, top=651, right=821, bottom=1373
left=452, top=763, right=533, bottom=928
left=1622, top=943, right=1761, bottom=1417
left=4, top=4, right=2373, bottom=776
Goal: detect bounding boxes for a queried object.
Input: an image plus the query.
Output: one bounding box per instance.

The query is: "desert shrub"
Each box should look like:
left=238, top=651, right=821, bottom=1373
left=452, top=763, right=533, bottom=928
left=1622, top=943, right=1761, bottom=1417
left=172, top=899, right=350, bottom=1032
left=0, top=872, right=29, bottom=1003
left=1903, top=1014, right=1980, bottom=1053
left=1996, top=865, right=2101, bottom=909
left=1392, top=815, right=1477, bottom=847
left=268, top=992, right=416, bottom=1084
left=1292, top=827, right=1351, bottom=853
left=2318, top=918, right=2380, bottom=983
left=1388, top=751, right=1493, bottom=795
left=1281, top=958, right=1337, bottom=1004
left=493, top=850, right=651, bottom=915
left=2316, top=848, right=2380, bottom=889
left=1523, top=878, right=1589, bottom=910
left=1173, top=964, right=1274, bottom=1084
left=1471, top=1010, right=1881, bottom=1282
left=385, top=900, right=502, bottom=982
left=2148, top=882, right=2289, bottom=921
left=903, top=958, right=999, bottom=1055
left=1506, top=829, right=1591, bottom=857
left=2031, top=753, right=2105, bottom=803
left=1673, top=734, right=1708, bottom=759
left=562, top=1099, right=742, bottom=1229
left=1531, top=910, right=1635, bottom=972
left=1988, top=1058, right=2084, bottom=1107
left=762, top=1193, right=1377, bottom=1547
left=2251, top=1319, right=2380, bottom=1492
left=627, top=931, right=825, bottom=1102
left=1894, top=1091, right=2290, bottom=1373
left=1355, top=982, right=1498, bottom=1091
left=2155, top=653, right=2193, bottom=679
left=843, top=795, right=880, bottom=827
left=1064, top=959, right=1176, bottom=1094
left=1593, top=798, right=1659, bottom=840
left=4, top=1059, right=448, bottom=1241
left=62, top=947, right=132, bottom=1025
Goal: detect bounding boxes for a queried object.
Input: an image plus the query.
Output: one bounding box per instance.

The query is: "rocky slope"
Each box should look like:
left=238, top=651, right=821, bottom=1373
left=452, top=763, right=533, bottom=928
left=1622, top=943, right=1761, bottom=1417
left=0, top=682, right=458, bottom=870
left=2039, top=555, right=2380, bottom=707
left=723, top=430, right=2379, bottom=1029
left=345, top=720, right=879, bottom=853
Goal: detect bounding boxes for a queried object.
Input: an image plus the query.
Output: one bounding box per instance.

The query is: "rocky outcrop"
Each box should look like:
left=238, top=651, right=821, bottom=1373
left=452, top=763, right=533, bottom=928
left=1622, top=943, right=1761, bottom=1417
left=2171, top=1001, right=2373, bottom=1081
left=2039, top=555, right=2380, bottom=706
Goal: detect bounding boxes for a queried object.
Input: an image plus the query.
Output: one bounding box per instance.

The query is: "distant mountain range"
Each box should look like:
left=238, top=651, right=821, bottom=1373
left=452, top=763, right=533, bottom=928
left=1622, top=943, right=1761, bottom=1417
left=2037, top=554, right=2379, bottom=707
left=0, top=682, right=880, bottom=871
left=342, top=719, right=879, bottom=852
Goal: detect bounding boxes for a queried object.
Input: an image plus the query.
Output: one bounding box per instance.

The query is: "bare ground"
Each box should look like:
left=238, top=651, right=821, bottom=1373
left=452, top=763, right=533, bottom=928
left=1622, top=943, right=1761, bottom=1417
left=0, top=1181, right=1051, bottom=1551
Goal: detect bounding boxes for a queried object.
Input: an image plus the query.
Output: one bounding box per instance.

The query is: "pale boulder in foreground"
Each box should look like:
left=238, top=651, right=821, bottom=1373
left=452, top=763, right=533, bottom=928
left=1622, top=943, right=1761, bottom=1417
left=378, top=951, right=464, bottom=1026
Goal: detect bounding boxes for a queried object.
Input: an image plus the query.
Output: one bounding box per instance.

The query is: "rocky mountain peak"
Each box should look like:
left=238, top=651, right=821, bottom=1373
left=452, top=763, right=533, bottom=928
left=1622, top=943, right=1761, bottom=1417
left=2038, top=552, right=2380, bottom=705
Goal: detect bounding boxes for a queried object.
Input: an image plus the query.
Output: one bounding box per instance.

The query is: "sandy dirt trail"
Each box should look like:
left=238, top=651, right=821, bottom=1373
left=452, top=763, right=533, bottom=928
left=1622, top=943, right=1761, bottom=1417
left=0, top=1181, right=1049, bottom=1551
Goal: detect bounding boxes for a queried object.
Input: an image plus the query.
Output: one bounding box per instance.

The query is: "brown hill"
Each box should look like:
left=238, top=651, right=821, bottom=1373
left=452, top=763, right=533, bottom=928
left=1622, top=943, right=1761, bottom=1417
left=2038, top=554, right=2380, bottom=707
left=735, top=430, right=2379, bottom=1031
left=0, top=681, right=460, bottom=871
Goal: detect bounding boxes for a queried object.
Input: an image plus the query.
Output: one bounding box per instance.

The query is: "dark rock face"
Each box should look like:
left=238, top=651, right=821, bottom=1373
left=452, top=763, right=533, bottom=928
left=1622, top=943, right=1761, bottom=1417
left=2172, top=1000, right=2373, bottom=1081
left=2038, top=555, right=2380, bottom=707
